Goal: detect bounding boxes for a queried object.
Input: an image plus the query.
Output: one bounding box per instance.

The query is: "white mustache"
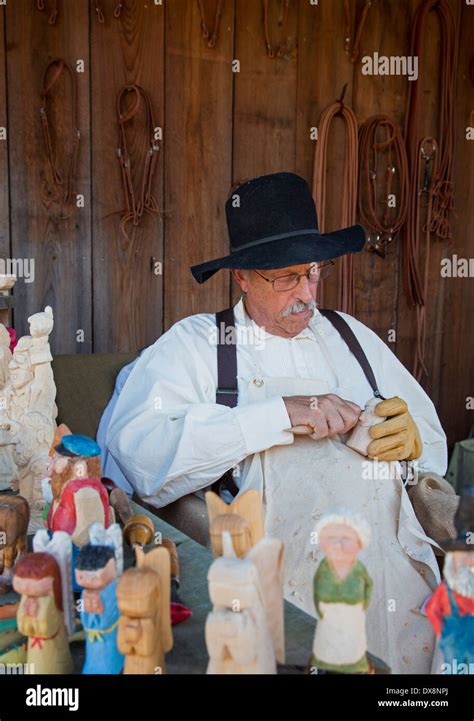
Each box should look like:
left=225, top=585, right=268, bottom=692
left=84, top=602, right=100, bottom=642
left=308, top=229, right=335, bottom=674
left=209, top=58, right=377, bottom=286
left=281, top=300, right=317, bottom=318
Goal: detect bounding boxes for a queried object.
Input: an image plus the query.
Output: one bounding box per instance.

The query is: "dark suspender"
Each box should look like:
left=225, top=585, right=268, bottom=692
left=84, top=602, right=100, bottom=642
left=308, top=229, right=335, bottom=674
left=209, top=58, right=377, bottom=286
left=212, top=306, right=385, bottom=498
left=318, top=309, right=385, bottom=400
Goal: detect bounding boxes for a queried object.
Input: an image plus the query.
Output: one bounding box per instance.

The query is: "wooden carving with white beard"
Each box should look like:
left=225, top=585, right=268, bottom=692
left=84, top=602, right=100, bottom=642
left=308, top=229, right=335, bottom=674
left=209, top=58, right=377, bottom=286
left=205, top=530, right=285, bottom=674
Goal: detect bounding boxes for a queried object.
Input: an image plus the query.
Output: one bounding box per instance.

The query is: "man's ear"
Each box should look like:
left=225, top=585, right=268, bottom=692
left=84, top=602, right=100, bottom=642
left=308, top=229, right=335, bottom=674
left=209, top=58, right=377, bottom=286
left=232, top=268, right=250, bottom=292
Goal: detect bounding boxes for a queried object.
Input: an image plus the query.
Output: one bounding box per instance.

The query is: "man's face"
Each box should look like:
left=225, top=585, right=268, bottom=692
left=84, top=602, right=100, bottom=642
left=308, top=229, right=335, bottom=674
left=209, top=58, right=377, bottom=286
left=232, top=263, right=320, bottom=338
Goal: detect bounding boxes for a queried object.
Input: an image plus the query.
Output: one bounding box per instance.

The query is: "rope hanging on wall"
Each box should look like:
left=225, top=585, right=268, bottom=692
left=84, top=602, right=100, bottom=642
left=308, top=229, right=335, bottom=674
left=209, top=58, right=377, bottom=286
left=343, top=0, right=372, bottom=64
left=36, top=0, right=59, bottom=25
left=262, top=0, right=290, bottom=59
left=358, top=115, right=409, bottom=258
left=197, top=0, right=224, bottom=48
left=312, top=88, right=359, bottom=316
left=404, top=0, right=458, bottom=379
left=40, top=59, right=81, bottom=220
left=114, top=84, right=160, bottom=241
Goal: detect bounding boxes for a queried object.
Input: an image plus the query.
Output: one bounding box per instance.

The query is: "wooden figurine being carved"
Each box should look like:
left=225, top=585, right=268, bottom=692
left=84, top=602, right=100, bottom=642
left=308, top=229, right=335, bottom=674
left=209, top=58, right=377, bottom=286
left=311, top=512, right=373, bottom=674
left=75, top=523, right=124, bottom=674
left=205, top=530, right=285, bottom=674
left=0, top=307, right=57, bottom=530
left=205, top=489, right=264, bottom=558
left=0, top=495, right=30, bottom=594
left=426, top=490, right=474, bottom=673
left=13, top=531, right=74, bottom=674
left=117, top=546, right=173, bottom=674
left=346, top=398, right=386, bottom=456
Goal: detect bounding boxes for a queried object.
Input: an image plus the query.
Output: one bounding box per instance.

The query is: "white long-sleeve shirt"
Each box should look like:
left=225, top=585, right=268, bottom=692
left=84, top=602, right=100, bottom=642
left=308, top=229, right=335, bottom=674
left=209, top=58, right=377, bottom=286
left=105, top=297, right=447, bottom=507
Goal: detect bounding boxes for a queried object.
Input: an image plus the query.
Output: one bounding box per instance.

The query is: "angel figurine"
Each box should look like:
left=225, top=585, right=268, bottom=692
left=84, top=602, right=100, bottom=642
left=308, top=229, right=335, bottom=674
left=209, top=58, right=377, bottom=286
left=205, top=489, right=264, bottom=558
left=205, top=529, right=285, bottom=674
left=13, top=530, right=74, bottom=674
left=75, top=522, right=124, bottom=674
left=311, top=511, right=373, bottom=674
left=117, top=545, right=173, bottom=674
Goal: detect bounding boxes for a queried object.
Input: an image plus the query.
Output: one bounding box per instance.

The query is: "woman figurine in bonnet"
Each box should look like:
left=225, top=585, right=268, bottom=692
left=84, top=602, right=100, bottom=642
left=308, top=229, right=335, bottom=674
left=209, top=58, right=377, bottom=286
left=311, top=511, right=373, bottom=674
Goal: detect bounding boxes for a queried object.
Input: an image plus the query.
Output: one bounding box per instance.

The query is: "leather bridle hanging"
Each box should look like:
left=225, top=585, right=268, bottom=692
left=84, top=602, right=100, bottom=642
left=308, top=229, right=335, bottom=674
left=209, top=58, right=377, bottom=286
left=40, top=59, right=80, bottom=220
left=343, top=0, right=372, bottom=64
left=114, top=85, right=160, bottom=241
left=197, top=0, right=224, bottom=48
left=262, top=0, right=290, bottom=59
left=312, top=89, right=359, bottom=315
left=358, top=115, right=409, bottom=258
left=404, top=0, right=458, bottom=379
left=36, top=0, right=59, bottom=25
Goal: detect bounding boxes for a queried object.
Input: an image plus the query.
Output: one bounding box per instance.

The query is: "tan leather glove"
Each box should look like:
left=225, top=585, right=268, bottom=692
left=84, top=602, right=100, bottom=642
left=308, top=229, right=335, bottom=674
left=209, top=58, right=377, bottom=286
left=367, top=397, right=423, bottom=461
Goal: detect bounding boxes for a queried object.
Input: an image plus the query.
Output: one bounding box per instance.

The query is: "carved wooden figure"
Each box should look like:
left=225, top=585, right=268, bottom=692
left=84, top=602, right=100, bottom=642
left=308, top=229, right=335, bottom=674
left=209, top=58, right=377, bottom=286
left=311, top=512, right=373, bottom=674
left=13, top=531, right=74, bottom=674
left=117, top=545, right=173, bottom=674
left=205, top=530, right=285, bottom=674
left=75, top=526, right=124, bottom=674
left=205, top=489, right=264, bottom=558
left=0, top=495, right=30, bottom=594
left=346, top=397, right=386, bottom=456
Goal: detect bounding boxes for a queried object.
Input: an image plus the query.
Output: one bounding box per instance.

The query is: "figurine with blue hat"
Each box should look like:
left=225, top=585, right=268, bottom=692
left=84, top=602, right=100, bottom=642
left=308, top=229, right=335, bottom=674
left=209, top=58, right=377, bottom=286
left=47, top=433, right=113, bottom=591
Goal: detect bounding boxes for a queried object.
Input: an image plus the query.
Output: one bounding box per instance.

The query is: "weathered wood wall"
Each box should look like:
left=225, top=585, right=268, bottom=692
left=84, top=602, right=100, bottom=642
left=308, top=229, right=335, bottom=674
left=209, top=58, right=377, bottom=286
left=0, top=0, right=473, bottom=450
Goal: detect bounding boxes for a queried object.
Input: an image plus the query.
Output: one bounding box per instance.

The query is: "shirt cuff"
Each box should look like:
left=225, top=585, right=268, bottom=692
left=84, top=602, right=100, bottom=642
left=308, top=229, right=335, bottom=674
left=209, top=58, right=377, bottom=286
left=233, top=396, right=294, bottom=455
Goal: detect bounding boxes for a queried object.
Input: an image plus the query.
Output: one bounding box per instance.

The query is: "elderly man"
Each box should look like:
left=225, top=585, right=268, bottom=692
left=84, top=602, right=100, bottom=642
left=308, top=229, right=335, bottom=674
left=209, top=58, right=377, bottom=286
left=103, top=172, right=447, bottom=674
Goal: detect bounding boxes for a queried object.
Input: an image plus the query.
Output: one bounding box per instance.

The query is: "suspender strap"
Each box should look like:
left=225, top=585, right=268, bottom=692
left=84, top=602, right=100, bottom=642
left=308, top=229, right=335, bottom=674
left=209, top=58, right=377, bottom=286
left=212, top=308, right=240, bottom=497
left=215, top=307, right=239, bottom=408
left=318, top=308, right=386, bottom=400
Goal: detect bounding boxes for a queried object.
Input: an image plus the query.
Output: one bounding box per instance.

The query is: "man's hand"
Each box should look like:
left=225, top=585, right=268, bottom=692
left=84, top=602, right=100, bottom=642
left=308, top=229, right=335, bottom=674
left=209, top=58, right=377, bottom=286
left=283, top=394, right=362, bottom=440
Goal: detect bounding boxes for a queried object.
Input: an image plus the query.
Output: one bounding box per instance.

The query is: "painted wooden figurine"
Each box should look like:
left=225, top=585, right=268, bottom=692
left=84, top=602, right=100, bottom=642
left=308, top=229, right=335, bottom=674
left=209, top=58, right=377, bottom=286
left=13, top=530, right=74, bottom=674
left=311, top=511, right=373, bottom=674
left=205, top=489, right=264, bottom=558
left=426, top=489, right=474, bottom=674
left=75, top=522, right=124, bottom=674
left=48, top=434, right=111, bottom=547
left=117, top=545, right=173, bottom=674
left=0, top=495, right=30, bottom=594
left=205, top=529, right=285, bottom=674
left=40, top=423, right=72, bottom=527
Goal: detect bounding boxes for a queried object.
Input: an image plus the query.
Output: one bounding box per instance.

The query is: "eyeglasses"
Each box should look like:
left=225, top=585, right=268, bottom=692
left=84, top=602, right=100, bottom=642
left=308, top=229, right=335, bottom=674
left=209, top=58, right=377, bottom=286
left=253, top=261, right=335, bottom=292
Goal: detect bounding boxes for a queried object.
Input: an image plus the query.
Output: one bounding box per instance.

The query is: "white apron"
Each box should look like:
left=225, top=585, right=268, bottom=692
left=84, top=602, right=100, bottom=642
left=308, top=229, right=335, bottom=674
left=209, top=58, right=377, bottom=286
left=313, top=601, right=367, bottom=667
left=238, top=373, right=443, bottom=675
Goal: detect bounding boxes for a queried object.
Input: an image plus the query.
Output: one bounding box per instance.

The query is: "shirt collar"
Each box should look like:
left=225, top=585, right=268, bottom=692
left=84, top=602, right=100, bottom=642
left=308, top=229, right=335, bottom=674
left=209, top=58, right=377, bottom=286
left=233, top=296, right=322, bottom=341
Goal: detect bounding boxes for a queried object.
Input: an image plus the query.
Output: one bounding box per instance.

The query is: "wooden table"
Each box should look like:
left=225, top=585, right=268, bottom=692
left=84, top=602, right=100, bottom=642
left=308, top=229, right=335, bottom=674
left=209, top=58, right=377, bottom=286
left=1, top=501, right=316, bottom=674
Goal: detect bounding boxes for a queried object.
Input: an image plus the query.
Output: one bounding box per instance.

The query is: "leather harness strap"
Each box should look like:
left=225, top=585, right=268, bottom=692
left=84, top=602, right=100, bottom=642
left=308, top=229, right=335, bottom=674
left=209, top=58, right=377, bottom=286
left=312, top=91, right=358, bottom=315
left=197, top=0, right=224, bottom=48
left=212, top=305, right=384, bottom=498
left=114, top=84, right=160, bottom=241
left=358, top=114, right=409, bottom=258
left=36, top=0, right=59, bottom=25
left=262, top=0, right=290, bottom=59
left=343, top=0, right=371, bottom=64
left=40, top=59, right=80, bottom=219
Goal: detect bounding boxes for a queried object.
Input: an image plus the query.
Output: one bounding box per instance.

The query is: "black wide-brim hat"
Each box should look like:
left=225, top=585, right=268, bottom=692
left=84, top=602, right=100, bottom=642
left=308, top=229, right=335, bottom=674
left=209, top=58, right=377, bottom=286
left=191, top=172, right=366, bottom=284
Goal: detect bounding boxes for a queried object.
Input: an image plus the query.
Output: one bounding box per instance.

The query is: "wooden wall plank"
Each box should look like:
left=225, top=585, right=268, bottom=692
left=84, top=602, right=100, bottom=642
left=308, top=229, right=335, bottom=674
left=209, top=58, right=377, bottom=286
left=164, top=0, right=234, bottom=327
left=230, top=0, right=299, bottom=304
left=91, top=0, right=164, bottom=352
left=0, top=6, right=10, bottom=261
left=437, top=0, right=474, bottom=448
left=395, top=0, right=459, bottom=410
left=6, top=0, right=92, bottom=354
left=351, top=0, right=411, bottom=343
left=295, top=0, right=355, bottom=313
